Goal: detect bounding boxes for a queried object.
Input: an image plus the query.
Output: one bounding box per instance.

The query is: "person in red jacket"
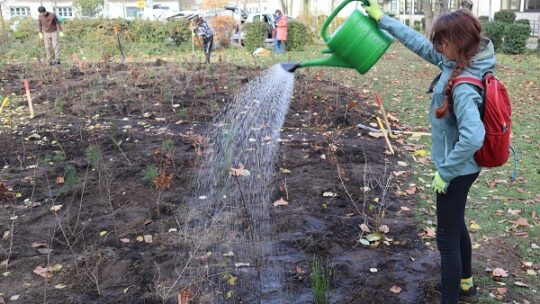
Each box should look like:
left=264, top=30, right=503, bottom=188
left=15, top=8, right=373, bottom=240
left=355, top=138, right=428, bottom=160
left=273, top=10, right=287, bottom=54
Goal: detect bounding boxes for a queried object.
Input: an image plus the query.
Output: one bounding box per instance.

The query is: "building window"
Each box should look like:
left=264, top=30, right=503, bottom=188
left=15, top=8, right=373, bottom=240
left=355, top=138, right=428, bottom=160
left=447, top=0, right=461, bottom=10
left=10, top=7, right=31, bottom=17
left=390, top=0, right=398, bottom=14
left=501, top=0, right=521, bottom=10
left=54, top=7, right=73, bottom=18
left=414, top=0, right=424, bottom=14
left=126, top=7, right=143, bottom=19
left=526, top=0, right=540, bottom=10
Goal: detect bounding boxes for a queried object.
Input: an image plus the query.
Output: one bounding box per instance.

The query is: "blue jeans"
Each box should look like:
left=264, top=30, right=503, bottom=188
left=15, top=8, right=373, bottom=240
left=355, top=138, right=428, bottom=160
left=273, top=38, right=284, bottom=53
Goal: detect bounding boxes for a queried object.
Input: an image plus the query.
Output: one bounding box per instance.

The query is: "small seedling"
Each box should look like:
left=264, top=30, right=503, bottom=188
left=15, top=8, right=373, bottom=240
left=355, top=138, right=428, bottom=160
left=161, top=139, right=174, bottom=154
left=176, top=108, right=188, bottom=120
left=54, top=98, right=64, bottom=114
left=85, top=145, right=102, bottom=168
left=62, top=165, right=79, bottom=192
left=142, top=165, right=158, bottom=184
left=311, top=256, right=329, bottom=304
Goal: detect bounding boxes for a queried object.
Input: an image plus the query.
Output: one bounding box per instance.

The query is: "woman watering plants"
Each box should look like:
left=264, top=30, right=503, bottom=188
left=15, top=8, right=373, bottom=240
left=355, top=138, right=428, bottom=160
left=363, top=1, right=494, bottom=303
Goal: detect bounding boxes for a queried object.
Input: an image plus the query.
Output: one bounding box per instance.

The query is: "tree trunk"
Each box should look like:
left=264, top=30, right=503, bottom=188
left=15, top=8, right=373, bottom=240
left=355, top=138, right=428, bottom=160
left=0, top=2, right=5, bottom=39
left=280, top=0, right=288, bottom=15
left=423, top=0, right=450, bottom=36
left=423, top=0, right=434, bottom=36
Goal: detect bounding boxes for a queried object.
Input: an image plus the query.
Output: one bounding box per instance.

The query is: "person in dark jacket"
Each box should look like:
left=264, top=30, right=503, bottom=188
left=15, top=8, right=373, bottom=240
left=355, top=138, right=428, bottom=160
left=364, top=0, right=494, bottom=303
left=192, top=16, right=214, bottom=64
left=38, top=6, right=65, bottom=65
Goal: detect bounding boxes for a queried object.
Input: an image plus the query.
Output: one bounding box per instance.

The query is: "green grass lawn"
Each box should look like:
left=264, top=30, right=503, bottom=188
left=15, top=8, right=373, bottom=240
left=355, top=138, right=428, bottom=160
left=1, top=37, right=538, bottom=303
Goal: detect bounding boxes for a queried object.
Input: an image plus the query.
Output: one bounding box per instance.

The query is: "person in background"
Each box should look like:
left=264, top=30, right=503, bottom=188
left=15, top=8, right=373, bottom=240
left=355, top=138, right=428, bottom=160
left=364, top=0, right=494, bottom=303
left=273, top=9, right=287, bottom=54
left=38, top=6, right=64, bottom=65
left=460, top=0, right=474, bottom=11
left=192, top=16, right=214, bottom=64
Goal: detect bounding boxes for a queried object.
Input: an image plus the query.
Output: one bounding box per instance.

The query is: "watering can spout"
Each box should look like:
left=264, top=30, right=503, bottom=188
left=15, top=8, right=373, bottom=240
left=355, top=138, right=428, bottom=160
left=281, top=54, right=351, bottom=73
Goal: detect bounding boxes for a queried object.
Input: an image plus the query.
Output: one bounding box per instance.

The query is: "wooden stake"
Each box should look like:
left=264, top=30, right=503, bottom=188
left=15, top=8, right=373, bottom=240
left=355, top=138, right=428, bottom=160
left=23, top=79, right=35, bottom=119
left=375, top=92, right=394, bottom=138
left=376, top=116, right=395, bottom=155
left=0, top=96, right=9, bottom=114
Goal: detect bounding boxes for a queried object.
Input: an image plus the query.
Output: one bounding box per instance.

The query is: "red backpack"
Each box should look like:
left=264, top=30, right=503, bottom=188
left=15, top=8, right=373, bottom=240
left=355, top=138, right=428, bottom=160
left=453, top=73, right=513, bottom=168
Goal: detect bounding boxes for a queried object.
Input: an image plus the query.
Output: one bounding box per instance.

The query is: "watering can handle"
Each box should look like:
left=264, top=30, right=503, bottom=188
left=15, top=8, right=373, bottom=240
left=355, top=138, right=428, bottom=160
left=321, top=0, right=369, bottom=42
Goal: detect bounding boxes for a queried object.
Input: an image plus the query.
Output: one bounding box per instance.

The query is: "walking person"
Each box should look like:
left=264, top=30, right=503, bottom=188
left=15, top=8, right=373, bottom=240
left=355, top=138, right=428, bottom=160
left=273, top=9, right=287, bottom=54
left=364, top=1, right=493, bottom=303
left=192, top=16, right=214, bottom=64
left=38, top=6, right=64, bottom=65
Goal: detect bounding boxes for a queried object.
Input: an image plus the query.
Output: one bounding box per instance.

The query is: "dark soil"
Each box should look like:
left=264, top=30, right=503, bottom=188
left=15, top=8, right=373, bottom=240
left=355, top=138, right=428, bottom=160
left=0, top=63, right=438, bottom=303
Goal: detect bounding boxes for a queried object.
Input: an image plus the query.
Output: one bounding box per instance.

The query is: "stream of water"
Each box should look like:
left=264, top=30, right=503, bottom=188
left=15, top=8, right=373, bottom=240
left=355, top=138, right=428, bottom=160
left=180, top=64, right=295, bottom=303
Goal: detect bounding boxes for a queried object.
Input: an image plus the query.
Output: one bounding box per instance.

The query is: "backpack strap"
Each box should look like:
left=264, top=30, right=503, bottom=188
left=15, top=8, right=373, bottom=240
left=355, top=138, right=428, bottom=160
left=453, top=76, right=484, bottom=90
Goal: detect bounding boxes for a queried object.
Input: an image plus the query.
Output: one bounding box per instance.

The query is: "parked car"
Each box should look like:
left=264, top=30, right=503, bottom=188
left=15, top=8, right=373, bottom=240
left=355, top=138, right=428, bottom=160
left=224, top=6, right=296, bottom=44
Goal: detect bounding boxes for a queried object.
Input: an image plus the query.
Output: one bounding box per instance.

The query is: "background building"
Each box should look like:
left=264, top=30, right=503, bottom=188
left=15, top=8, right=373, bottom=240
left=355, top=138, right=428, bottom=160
left=1, top=0, right=538, bottom=35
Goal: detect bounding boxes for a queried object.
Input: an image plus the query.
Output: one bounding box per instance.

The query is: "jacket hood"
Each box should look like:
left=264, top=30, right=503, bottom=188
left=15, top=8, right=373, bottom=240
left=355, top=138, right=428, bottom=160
left=464, top=37, right=495, bottom=77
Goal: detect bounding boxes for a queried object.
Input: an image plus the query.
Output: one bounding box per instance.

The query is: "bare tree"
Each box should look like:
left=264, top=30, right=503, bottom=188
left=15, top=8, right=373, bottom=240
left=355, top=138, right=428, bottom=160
left=280, top=0, right=288, bottom=15
left=422, top=0, right=449, bottom=36
left=0, top=1, right=5, bottom=38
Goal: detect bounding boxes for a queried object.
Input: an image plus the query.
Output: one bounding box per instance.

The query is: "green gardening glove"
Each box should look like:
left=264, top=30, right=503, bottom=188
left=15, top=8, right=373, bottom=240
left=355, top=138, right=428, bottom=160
left=59, top=31, right=65, bottom=38
left=39, top=32, right=43, bottom=40
left=432, top=171, right=449, bottom=194
left=363, top=0, right=384, bottom=22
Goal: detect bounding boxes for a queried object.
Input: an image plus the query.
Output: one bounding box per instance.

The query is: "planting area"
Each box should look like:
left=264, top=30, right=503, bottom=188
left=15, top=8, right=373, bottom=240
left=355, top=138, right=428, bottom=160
left=0, top=63, right=441, bottom=303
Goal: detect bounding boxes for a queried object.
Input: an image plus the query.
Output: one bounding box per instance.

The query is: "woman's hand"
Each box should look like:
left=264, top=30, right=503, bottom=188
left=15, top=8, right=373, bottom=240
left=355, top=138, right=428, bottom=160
left=363, top=0, right=384, bottom=22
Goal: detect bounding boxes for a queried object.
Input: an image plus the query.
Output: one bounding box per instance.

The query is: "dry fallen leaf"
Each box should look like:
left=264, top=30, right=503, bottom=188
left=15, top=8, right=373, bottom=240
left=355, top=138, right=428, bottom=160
left=359, top=223, right=371, bottom=233
left=55, top=176, right=64, bottom=185
left=514, top=281, right=529, bottom=287
left=50, top=204, right=63, bottom=212
left=273, top=198, right=289, bottom=207
left=379, top=225, right=390, bottom=234
left=510, top=218, right=529, bottom=227
left=178, top=289, right=194, bottom=304
left=143, top=235, right=153, bottom=244
left=507, top=208, right=521, bottom=216
left=492, top=268, right=509, bottom=278
left=405, top=185, right=417, bottom=195
left=419, top=227, right=436, bottom=239
left=322, top=192, right=337, bottom=197
left=120, top=238, right=130, bottom=243
left=390, top=285, right=402, bottom=294
left=229, top=165, right=251, bottom=177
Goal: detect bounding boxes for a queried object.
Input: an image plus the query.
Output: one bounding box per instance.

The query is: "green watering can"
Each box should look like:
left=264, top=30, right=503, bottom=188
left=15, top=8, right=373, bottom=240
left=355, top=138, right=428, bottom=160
left=282, top=0, right=393, bottom=74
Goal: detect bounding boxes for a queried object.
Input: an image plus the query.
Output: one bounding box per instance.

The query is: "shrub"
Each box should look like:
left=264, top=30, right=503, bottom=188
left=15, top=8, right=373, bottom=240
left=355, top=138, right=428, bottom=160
left=483, top=21, right=506, bottom=51
left=286, top=21, right=309, bottom=51
left=210, top=16, right=237, bottom=48
left=494, top=10, right=516, bottom=24
left=503, top=23, right=531, bottom=54
left=243, top=22, right=268, bottom=52
left=404, top=19, right=410, bottom=27
left=515, top=19, right=530, bottom=26
left=8, top=17, right=37, bottom=41
left=479, top=16, right=489, bottom=23
left=413, top=20, right=422, bottom=32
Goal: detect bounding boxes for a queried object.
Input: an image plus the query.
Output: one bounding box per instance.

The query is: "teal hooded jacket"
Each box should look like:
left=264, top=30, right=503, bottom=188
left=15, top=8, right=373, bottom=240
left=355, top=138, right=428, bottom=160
left=379, top=16, right=495, bottom=183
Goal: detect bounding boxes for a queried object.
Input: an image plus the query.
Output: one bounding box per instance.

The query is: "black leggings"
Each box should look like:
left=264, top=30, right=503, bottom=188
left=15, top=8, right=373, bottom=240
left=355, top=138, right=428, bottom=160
left=436, top=172, right=479, bottom=304
left=203, top=36, right=213, bottom=63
